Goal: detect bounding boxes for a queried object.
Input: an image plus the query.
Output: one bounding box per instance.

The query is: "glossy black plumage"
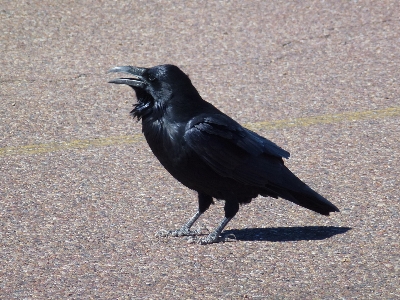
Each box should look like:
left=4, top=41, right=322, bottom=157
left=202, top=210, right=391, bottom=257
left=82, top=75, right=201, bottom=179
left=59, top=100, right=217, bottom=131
left=109, top=64, right=339, bottom=244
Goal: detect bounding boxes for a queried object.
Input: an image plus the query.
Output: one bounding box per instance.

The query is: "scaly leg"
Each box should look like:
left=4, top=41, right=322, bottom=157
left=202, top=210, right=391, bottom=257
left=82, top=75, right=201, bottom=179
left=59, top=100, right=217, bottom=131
left=197, top=199, right=240, bottom=244
left=157, top=192, right=213, bottom=237
left=160, top=210, right=204, bottom=237
left=197, top=217, right=233, bottom=244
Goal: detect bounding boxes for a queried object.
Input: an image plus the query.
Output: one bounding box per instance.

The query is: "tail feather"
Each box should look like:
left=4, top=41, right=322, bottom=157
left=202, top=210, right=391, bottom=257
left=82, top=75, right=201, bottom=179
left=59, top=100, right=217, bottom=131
left=284, top=186, right=339, bottom=215
left=265, top=167, right=339, bottom=215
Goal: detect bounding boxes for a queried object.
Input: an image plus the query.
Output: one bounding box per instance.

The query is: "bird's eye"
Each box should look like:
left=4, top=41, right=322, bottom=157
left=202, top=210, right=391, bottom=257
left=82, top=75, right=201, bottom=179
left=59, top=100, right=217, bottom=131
left=148, top=74, right=156, bottom=82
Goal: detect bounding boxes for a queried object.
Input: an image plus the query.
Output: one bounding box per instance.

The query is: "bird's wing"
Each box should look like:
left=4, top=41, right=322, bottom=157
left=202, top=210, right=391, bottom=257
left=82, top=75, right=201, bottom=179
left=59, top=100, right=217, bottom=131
left=184, top=114, right=290, bottom=186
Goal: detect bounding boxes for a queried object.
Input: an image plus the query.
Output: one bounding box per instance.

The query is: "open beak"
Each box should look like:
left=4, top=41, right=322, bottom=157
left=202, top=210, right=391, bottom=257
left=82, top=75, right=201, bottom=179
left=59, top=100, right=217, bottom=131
left=108, top=66, right=147, bottom=88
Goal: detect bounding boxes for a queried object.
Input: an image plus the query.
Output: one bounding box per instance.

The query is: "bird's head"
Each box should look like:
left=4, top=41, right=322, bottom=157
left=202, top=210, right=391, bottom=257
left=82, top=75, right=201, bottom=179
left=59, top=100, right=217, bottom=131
left=108, top=64, right=198, bottom=120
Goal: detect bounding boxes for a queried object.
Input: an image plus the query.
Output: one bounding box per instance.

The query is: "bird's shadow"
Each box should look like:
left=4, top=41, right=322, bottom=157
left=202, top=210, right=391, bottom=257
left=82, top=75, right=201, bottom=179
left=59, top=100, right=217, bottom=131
left=223, top=226, right=351, bottom=242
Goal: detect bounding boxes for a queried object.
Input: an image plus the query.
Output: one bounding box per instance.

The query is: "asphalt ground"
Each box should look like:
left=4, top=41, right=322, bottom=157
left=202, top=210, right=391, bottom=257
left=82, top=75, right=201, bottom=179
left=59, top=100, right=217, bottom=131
left=1, top=1, right=399, bottom=299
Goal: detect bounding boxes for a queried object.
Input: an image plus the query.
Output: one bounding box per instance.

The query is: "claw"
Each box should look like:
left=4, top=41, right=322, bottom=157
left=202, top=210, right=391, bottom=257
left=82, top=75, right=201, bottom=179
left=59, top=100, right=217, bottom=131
left=198, top=232, right=237, bottom=245
left=170, top=227, right=201, bottom=237
left=156, top=225, right=209, bottom=238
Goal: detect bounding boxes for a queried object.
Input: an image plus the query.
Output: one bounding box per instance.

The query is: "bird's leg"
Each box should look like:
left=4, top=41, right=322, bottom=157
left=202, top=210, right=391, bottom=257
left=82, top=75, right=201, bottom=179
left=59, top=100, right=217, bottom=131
left=197, top=217, right=232, bottom=244
left=158, top=192, right=213, bottom=237
left=198, top=200, right=239, bottom=244
left=163, top=210, right=205, bottom=237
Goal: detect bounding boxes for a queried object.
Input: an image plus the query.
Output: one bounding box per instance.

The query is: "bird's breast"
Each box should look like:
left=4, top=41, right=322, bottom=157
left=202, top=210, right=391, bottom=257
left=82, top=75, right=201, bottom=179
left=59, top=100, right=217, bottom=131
left=142, top=117, right=188, bottom=170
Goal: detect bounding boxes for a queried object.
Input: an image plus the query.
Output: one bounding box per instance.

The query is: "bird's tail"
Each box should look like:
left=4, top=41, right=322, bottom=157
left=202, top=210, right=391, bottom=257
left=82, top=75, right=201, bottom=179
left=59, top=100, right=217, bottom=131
left=263, top=167, right=339, bottom=216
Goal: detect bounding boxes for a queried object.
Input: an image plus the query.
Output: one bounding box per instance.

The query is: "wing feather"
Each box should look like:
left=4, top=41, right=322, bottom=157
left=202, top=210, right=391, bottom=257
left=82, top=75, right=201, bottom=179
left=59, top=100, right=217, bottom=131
left=184, top=114, right=290, bottom=186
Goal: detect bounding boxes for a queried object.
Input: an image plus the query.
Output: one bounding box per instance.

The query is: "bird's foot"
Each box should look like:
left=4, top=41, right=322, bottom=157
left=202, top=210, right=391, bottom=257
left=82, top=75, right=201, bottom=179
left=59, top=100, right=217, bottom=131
left=156, top=225, right=209, bottom=238
left=187, top=232, right=237, bottom=245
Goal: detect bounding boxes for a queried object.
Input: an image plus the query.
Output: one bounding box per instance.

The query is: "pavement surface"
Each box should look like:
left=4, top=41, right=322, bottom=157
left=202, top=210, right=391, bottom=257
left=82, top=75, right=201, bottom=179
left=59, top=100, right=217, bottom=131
left=1, top=1, right=399, bottom=299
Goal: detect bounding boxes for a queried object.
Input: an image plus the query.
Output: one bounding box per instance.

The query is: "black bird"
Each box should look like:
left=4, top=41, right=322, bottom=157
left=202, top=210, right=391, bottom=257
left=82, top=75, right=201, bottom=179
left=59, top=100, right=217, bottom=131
left=108, top=64, right=339, bottom=244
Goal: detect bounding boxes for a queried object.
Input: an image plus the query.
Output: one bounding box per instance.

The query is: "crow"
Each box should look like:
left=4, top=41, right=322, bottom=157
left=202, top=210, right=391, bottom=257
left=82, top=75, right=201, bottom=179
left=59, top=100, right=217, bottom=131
left=108, top=64, right=339, bottom=244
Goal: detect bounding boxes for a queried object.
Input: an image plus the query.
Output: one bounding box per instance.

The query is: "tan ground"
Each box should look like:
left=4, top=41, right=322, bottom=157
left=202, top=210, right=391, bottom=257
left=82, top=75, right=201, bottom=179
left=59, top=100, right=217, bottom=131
left=1, top=1, right=399, bottom=298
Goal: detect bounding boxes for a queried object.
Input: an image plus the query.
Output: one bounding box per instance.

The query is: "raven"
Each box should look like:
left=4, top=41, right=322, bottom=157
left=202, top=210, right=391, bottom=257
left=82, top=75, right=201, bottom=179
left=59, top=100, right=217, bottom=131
left=108, top=64, right=339, bottom=244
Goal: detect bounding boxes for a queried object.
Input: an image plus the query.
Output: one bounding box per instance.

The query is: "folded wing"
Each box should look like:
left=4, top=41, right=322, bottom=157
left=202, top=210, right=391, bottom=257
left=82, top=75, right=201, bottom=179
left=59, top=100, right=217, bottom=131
left=184, top=114, right=290, bottom=187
